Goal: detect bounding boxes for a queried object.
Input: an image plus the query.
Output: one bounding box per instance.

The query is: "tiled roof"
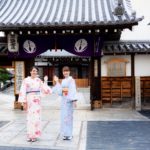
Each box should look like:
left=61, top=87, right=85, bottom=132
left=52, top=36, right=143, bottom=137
left=103, top=41, right=150, bottom=54
left=39, top=49, right=76, bottom=57
left=0, top=0, right=143, bottom=28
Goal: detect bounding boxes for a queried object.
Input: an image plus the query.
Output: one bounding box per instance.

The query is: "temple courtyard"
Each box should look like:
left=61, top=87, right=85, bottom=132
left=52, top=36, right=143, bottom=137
left=0, top=86, right=150, bottom=150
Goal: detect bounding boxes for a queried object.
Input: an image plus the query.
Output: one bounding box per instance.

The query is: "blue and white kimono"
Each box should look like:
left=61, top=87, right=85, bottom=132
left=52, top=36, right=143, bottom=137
left=53, top=76, right=77, bottom=137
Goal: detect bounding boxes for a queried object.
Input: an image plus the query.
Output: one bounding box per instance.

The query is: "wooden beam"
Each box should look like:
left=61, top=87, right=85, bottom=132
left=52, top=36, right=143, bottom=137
left=90, top=57, right=102, bottom=110
left=131, top=54, right=135, bottom=109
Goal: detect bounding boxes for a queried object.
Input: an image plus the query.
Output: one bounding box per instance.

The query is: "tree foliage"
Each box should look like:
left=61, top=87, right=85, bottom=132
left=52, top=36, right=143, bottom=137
left=0, top=68, right=11, bottom=82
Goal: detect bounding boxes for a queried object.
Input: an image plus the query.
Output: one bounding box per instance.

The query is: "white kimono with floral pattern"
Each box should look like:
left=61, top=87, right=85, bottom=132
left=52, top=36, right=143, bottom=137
left=18, top=77, right=52, bottom=139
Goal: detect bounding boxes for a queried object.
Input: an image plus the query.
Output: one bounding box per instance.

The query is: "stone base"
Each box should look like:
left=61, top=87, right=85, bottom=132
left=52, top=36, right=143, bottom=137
left=14, top=101, right=22, bottom=109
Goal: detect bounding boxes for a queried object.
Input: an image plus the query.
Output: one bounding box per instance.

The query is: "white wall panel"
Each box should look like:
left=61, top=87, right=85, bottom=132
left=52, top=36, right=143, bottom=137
left=135, top=55, right=150, bottom=76
left=101, top=55, right=131, bottom=76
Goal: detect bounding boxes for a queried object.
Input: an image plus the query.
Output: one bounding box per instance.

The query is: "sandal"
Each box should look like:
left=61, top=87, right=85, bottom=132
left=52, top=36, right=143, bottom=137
left=27, top=138, right=32, bottom=142
left=63, top=136, right=73, bottom=140
left=31, top=138, right=37, bottom=142
left=66, top=136, right=73, bottom=140
left=63, top=136, right=67, bottom=140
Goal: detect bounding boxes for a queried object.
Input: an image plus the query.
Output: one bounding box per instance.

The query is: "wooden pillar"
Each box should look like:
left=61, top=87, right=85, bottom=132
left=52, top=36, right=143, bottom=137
left=78, top=65, right=82, bottom=78
left=131, top=54, right=135, bottom=109
left=59, top=66, right=62, bottom=78
left=90, top=57, right=102, bottom=110
left=25, top=58, right=34, bottom=77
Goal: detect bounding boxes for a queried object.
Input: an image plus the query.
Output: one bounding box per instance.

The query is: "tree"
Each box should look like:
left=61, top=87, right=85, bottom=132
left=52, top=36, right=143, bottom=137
left=0, top=68, right=11, bottom=83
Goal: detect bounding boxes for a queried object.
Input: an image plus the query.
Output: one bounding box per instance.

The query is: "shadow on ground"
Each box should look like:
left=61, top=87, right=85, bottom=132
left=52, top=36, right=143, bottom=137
left=0, top=121, right=9, bottom=128
left=138, top=110, right=150, bottom=119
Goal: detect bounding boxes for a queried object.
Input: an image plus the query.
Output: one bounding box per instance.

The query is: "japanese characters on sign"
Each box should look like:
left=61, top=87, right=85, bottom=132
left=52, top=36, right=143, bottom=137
left=14, top=61, right=25, bottom=94
left=7, top=33, right=19, bottom=52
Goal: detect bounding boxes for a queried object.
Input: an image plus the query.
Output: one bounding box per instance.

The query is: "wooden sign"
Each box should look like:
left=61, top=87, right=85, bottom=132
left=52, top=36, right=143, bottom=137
left=14, top=61, right=25, bottom=94
left=7, top=33, right=19, bottom=52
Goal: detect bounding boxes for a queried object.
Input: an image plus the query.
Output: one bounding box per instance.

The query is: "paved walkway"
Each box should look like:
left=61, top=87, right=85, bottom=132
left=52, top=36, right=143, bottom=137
left=86, top=121, right=150, bottom=150
left=0, top=86, right=149, bottom=150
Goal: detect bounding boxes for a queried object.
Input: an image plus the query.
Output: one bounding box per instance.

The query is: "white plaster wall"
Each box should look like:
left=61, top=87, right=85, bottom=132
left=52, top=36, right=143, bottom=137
left=101, top=55, right=131, bottom=76
left=135, top=55, right=150, bottom=76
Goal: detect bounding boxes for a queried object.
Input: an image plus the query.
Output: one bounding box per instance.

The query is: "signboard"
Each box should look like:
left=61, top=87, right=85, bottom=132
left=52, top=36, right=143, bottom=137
left=7, top=33, right=19, bottom=52
left=14, top=61, right=25, bottom=94
left=135, top=76, right=141, bottom=111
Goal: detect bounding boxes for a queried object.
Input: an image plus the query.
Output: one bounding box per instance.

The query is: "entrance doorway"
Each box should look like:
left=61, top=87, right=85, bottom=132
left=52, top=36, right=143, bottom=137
left=34, top=54, right=91, bottom=108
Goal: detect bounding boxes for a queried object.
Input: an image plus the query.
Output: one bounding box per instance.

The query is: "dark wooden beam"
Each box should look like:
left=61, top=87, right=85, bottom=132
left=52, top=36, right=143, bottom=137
left=0, top=22, right=138, bottom=31
left=131, top=54, right=135, bottom=109
left=90, top=57, right=101, bottom=110
left=24, top=59, right=35, bottom=77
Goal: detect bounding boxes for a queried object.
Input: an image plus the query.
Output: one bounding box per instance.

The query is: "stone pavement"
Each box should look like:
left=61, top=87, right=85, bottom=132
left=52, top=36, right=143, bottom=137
left=0, top=86, right=149, bottom=150
left=86, top=121, right=150, bottom=150
left=0, top=147, right=58, bottom=150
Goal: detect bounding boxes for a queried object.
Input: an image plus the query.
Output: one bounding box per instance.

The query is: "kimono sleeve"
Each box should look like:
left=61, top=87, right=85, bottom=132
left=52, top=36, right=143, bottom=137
left=67, top=79, right=77, bottom=102
left=40, top=80, right=52, bottom=95
left=52, top=82, right=62, bottom=96
left=18, top=79, right=27, bottom=103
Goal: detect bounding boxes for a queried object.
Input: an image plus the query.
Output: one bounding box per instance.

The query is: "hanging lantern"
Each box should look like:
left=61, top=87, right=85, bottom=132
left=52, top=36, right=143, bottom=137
left=7, top=33, right=19, bottom=52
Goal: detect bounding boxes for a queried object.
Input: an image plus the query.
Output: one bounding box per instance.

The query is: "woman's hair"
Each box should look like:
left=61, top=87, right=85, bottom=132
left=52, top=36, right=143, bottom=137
left=30, top=66, right=39, bottom=72
left=62, top=66, right=70, bottom=72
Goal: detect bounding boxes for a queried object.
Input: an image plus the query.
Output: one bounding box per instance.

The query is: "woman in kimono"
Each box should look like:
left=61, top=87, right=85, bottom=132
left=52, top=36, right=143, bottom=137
left=18, top=66, right=52, bottom=142
left=53, top=66, right=77, bottom=140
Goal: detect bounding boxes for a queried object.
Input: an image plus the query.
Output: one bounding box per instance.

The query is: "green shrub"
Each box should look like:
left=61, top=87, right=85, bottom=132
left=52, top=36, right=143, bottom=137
left=0, top=68, right=10, bottom=83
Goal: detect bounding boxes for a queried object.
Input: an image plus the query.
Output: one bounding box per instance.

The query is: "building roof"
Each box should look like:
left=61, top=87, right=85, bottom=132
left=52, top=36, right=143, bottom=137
left=38, top=41, right=150, bottom=56
left=39, top=49, right=76, bottom=57
left=0, top=0, right=143, bottom=29
left=103, top=41, right=150, bottom=54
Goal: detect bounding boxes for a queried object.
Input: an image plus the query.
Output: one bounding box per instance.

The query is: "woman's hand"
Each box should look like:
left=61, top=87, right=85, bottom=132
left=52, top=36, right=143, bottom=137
left=44, top=75, right=48, bottom=82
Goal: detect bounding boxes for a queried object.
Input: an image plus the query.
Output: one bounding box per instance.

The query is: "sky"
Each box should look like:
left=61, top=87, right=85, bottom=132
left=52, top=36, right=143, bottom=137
left=0, top=0, right=150, bottom=40
left=121, top=0, right=150, bottom=40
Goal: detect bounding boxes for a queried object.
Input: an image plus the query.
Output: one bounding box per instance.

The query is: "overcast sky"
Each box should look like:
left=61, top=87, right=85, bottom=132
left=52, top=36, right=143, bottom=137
left=121, top=0, right=150, bottom=40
